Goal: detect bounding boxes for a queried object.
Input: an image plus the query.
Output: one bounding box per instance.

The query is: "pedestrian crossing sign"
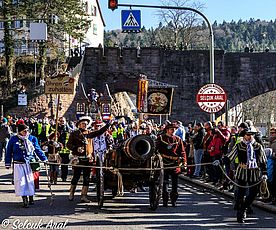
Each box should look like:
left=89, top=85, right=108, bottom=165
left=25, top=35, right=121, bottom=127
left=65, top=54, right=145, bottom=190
left=121, top=10, right=141, bottom=32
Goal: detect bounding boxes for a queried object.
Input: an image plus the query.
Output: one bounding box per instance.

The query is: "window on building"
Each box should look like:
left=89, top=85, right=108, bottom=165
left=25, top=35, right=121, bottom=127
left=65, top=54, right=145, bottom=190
left=77, top=103, right=85, bottom=112
left=93, top=24, right=97, bottom=35
left=91, top=6, right=97, bottom=16
left=14, top=20, right=22, bottom=28
left=85, top=1, right=89, bottom=14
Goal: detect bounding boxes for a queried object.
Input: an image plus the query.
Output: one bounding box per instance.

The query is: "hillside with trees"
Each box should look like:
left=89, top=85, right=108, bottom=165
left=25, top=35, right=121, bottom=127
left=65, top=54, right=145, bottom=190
left=104, top=18, right=275, bottom=52
left=104, top=17, right=276, bottom=128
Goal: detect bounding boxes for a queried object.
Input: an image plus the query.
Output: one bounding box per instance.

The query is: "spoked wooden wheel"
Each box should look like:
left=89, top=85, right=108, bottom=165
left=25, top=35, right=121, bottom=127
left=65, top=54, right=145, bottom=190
left=96, top=157, right=104, bottom=208
left=149, top=154, right=164, bottom=211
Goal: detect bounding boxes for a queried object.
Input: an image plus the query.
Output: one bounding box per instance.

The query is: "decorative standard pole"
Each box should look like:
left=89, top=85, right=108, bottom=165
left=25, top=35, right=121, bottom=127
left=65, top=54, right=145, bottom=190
left=112, top=3, right=215, bottom=121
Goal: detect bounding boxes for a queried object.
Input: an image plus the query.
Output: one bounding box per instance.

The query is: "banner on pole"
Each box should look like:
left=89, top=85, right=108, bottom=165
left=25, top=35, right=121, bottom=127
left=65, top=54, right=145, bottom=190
left=137, top=78, right=148, bottom=113
left=146, top=88, right=174, bottom=115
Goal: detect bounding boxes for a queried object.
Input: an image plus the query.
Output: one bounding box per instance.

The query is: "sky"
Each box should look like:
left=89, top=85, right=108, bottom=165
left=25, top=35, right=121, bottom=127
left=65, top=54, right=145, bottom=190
left=99, top=0, right=276, bottom=31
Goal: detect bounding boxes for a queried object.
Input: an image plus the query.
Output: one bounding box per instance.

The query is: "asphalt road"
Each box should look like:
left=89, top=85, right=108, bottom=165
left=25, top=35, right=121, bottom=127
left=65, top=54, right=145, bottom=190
left=0, top=162, right=275, bottom=230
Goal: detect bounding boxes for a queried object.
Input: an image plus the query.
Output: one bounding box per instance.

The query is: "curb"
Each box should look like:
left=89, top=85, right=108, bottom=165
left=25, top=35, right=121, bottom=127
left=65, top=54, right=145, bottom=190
left=179, top=174, right=276, bottom=214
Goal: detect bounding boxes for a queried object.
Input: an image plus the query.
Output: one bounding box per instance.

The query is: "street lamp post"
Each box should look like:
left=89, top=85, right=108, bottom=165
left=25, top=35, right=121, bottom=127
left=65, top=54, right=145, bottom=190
left=34, top=41, right=37, bottom=89
left=114, top=3, right=215, bottom=121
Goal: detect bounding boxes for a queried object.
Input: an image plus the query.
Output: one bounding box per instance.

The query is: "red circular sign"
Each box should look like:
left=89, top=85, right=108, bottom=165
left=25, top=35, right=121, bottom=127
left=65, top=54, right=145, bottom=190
left=196, top=84, right=227, bottom=113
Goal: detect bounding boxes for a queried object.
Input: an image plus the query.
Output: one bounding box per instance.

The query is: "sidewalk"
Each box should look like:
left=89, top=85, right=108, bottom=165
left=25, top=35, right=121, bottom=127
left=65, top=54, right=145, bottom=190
left=179, top=174, right=276, bottom=214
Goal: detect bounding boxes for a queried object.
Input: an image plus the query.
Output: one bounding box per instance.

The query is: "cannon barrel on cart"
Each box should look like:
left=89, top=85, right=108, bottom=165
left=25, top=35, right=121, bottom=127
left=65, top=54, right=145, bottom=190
left=95, top=134, right=163, bottom=210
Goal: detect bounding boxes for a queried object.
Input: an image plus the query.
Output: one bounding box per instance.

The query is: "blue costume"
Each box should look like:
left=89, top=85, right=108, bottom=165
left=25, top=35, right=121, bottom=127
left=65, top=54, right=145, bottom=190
left=5, top=134, right=47, bottom=166
left=5, top=134, right=47, bottom=204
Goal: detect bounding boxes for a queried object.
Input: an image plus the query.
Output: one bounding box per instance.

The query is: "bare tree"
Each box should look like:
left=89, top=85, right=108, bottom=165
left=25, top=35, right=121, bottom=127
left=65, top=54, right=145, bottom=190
left=156, top=0, right=206, bottom=48
left=242, top=90, right=276, bottom=131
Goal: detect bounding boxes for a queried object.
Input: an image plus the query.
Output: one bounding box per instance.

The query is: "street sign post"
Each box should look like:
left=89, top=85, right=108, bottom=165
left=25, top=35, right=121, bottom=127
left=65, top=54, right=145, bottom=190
left=121, top=10, right=141, bottom=32
left=196, top=83, right=227, bottom=113
left=45, top=73, right=75, bottom=142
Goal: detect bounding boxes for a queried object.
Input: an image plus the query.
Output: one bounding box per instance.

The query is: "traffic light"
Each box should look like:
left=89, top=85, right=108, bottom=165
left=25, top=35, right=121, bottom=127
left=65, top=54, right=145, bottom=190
left=108, top=0, right=118, bottom=11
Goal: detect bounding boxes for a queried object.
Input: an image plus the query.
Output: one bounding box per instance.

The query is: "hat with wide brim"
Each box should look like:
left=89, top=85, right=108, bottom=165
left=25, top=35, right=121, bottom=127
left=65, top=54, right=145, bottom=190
left=165, top=123, right=178, bottom=130
left=76, top=116, right=93, bottom=128
left=238, top=122, right=249, bottom=129
left=244, top=128, right=257, bottom=135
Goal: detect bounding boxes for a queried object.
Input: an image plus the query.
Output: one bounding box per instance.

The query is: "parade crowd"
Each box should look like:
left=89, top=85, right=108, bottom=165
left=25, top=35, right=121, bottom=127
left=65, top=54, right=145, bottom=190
left=0, top=114, right=275, bottom=223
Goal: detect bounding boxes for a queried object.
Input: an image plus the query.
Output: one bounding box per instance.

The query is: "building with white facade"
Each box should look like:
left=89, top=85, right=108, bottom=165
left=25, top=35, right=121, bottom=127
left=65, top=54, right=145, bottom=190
left=83, top=0, right=105, bottom=48
left=0, top=0, right=105, bottom=56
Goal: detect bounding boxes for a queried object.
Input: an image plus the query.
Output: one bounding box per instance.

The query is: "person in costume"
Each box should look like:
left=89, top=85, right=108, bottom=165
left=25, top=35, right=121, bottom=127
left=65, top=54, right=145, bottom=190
left=5, top=123, right=47, bottom=208
left=66, top=116, right=111, bottom=203
left=156, top=123, right=187, bottom=207
left=223, top=128, right=267, bottom=223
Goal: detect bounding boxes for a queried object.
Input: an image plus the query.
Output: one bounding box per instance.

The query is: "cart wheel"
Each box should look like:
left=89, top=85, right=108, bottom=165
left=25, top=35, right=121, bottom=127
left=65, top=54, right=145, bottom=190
left=149, top=154, right=164, bottom=211
left=96, top=157, right=104, bottom=208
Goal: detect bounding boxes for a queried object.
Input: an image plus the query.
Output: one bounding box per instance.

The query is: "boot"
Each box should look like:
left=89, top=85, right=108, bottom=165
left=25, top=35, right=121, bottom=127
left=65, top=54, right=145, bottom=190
left=170, top=192, right=179, bottom=207
left=170, top=192, right=178, bottom=207
left=80, top=186, right=91, bottom=203
left=53, top=172, right=58, bottom=185
left=29, top=196, right=34, bottom=205
left=237, top=209, right=246, bottom=223
left=50, top=172, right=54, bottom=184
left=68, top=185, right=77, bottom=201
left=237, top=203, right=246, bottom=223
left=22, top=196, right=28, bottom=208
left=163, top=192, right=169, bottom=207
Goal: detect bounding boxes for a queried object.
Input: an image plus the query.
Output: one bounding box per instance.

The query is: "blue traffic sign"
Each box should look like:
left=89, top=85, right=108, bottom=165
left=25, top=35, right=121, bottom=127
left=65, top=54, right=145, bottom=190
left=121, top=10, right=141, bottom=32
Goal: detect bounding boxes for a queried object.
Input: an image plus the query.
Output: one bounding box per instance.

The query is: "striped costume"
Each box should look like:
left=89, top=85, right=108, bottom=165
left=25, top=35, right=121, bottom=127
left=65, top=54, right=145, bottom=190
left=226, top=139, right=267, bottom=182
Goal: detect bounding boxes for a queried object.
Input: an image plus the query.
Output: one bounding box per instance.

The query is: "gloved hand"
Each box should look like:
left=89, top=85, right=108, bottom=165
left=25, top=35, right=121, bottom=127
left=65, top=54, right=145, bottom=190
left=213, top=160, right=220, bottom=166
left=261, top=175, right=268, bottom=181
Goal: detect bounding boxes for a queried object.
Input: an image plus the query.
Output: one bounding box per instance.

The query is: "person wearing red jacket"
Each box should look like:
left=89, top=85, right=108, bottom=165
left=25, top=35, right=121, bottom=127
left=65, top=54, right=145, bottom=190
left=208, top=128, right=225, bottom=185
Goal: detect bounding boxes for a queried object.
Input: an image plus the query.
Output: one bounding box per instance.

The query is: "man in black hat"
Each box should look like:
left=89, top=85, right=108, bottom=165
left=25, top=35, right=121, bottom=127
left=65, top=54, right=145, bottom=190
left=66, top=116, right=111, bottom=203
left=223, top=127, right=267, bottom=223
left=156, top=123, right=187, bottom=207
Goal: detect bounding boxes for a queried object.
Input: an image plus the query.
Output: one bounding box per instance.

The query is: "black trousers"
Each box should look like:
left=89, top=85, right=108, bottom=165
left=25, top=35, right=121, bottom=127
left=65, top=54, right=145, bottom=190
left=209, top=155, right=222, bottom=183
left=60, top=154, right=70, bottom=180
left=163, top=168, right=179, bottom=198
left=71, top=159, right=91, bottom=186
left=236, top=179, right=259, bottom=211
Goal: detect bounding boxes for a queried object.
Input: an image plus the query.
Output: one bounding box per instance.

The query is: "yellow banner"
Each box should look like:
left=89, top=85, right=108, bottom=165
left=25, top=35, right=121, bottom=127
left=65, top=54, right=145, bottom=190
left=137, top=79, right=148, bottom=113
